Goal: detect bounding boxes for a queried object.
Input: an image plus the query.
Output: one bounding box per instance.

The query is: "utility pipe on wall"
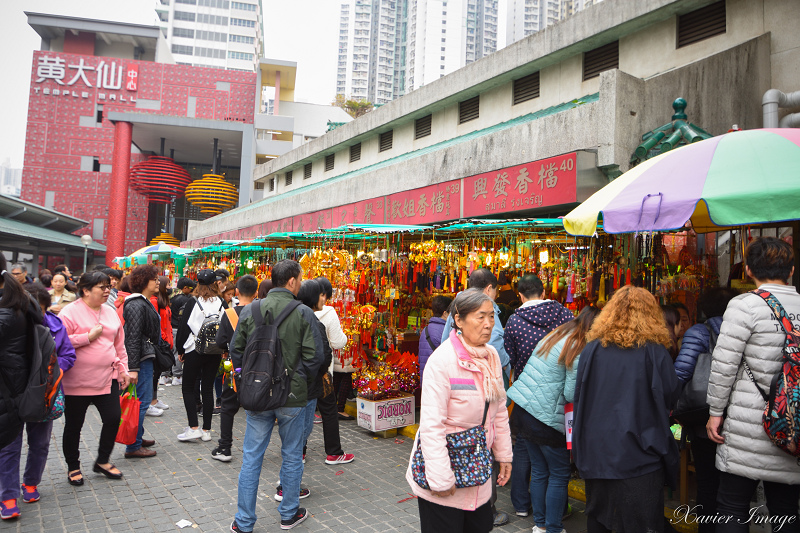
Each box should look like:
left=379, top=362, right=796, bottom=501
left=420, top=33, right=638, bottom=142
left=762, top=89, right=800, bottom=128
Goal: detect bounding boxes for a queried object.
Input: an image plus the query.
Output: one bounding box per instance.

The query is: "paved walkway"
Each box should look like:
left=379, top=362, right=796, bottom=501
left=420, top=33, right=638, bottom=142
left=0, top=384, right=587, bottom=532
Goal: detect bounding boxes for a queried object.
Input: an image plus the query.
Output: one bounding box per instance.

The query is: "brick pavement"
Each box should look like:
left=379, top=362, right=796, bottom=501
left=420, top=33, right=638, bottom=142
left=0, top=384, right=587, bottom=532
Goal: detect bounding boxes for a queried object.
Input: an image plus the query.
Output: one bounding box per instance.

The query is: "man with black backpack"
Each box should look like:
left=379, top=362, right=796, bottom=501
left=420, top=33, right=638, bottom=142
left=229, top=260, right=324, bottom=532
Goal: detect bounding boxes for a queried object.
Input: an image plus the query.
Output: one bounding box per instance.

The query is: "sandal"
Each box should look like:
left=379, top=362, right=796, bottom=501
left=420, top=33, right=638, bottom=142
left=68, top=470, right=84, bottom=486
left=93, top=462, right=123, bottom=480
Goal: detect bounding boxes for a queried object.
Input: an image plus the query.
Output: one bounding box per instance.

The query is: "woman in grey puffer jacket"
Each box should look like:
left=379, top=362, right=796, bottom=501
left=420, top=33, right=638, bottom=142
left=706, top=237, right=800, bottom=532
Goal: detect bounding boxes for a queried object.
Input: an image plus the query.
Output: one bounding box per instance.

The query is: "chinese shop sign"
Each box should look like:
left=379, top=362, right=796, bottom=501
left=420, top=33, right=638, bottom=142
left=292, top=209, right=333, bottom=233
left=462, top=153, right=577, bottom=217
left=32, top=52, right=139, bottom=104
left=332, top=198, right=386, bottom=227
left=386, top=181, right=461, bottom=225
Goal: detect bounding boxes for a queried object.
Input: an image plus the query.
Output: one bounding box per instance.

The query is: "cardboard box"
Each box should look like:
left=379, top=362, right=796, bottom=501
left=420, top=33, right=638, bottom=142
left=356, top=393, right=415, bottom=432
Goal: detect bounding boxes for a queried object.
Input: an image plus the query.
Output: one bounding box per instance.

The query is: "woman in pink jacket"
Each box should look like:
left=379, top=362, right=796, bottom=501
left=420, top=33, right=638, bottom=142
left=406, top=288, right=513, bottom=532
left=59, top=271, right=131, bottom=486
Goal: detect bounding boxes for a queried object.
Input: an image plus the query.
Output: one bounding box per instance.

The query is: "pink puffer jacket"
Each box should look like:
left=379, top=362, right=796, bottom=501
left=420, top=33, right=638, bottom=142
left=406, top=330, right=513, bottom=511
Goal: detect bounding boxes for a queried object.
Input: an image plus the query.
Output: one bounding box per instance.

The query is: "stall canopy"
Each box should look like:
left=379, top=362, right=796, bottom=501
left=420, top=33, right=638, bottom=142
left=563, top=128, right=800, bottom=236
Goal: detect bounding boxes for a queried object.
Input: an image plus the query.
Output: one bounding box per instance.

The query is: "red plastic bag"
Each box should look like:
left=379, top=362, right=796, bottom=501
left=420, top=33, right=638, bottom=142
left=115, top=384, right=139, bottom=445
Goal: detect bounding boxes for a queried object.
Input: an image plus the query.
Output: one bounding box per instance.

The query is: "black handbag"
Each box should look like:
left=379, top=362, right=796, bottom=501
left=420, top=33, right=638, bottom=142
left=673, top=323, right=716, bottom=427
left=147, top=338, right=175, bottom=372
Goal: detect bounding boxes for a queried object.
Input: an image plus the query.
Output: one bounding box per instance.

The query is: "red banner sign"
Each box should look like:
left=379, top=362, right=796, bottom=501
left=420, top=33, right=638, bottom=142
left=332, top=198, right=386, bottom=227
left=386, top=181, right=461, bottom=225
left=292, top=209, right=333, bottom=233
left=462, top=153, right=577, bottom=218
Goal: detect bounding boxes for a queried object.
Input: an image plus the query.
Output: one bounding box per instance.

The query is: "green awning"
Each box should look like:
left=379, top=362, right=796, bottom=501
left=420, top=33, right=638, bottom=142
left=0, top=217, right=106, bottom=252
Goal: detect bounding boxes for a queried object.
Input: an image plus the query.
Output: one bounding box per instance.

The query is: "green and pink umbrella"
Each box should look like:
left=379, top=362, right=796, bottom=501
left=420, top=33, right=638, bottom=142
left=564, top=128, right=800, bottom=236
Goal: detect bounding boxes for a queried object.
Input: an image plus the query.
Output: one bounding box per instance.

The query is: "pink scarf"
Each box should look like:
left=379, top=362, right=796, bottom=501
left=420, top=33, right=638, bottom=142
left=457, top=332, right=505, bottom=403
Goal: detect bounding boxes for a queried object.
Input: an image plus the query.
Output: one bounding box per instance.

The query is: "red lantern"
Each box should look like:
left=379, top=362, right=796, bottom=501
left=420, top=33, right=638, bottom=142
left=129, top=156, right=192, bottom=203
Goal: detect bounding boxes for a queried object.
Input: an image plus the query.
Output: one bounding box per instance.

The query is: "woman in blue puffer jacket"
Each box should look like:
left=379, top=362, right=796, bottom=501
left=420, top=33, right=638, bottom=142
left=507, top=306, right=600, bottom=533
left=672, top=287, right=738, bottom=533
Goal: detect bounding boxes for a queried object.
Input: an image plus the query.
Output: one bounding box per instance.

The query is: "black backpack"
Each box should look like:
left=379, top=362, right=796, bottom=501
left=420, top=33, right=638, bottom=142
left=673, top=323, right=717, bottom=427
left=194, top=299, right=225, bottom=355
left=237, top=299, right=302, bottom=412
left=0, top=321, right=62, bottom=424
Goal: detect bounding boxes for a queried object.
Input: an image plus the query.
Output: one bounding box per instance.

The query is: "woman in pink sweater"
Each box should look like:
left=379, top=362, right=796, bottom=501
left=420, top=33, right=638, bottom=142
left=406, top=288, right=513, bottom=533
left=58, top=271, right=131, bottom=486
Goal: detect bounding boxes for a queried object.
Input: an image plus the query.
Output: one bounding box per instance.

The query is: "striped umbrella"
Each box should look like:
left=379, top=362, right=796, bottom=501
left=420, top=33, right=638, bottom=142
left=564, top=128, right=800, bottom=235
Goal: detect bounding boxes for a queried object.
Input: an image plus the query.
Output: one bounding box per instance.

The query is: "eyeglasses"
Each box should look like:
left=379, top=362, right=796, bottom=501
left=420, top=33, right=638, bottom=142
left=95, top=285, right=111, bottom=291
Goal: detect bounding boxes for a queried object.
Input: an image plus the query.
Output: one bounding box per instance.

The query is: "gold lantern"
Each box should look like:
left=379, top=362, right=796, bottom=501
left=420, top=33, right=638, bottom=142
left=185, top=174, right=238, bottom=215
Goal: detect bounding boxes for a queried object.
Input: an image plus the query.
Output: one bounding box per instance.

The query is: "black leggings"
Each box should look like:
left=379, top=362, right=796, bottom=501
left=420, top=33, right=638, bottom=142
left=62, top=380, right=120, bottom=472
left=332, top=371, right=352, bottom=412
left=418, top=497, right=493, bottom=533
left=181, top=351, right=221, bottom=430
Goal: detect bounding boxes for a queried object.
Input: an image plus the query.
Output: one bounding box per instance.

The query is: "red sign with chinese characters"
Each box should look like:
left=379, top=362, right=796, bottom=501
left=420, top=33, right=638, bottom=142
left=386, top=181, right=461, bottom=225
left=292, top=209, right=334, bottom=233
left=462, top=153, right=577, bottom=217
left=126, top=64, right=138, bottom=92
left=332, top=198, right=386, bottom=227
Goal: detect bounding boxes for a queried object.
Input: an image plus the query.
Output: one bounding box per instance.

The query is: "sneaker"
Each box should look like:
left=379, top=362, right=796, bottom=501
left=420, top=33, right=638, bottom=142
left=177, top=427, right=203, bottom=441
left=211, top=447, right=232, bottom=462
left=145, top=405, right=163, bottom=417
left=172, top=376, right=182, bottom=386
left=230, top=519, right=252, bottom=533
left=532, top=527, right=546, bottom=533
left=21, top=485, right=39, bottom=503
left=325, top=454, right=355, bottom=465
left=201, top=430, right=212, bottom=442
left=153, top=399, right=169, bottom=410
left=196, top=404, right=203, bottom=414
left=302, top=454, right=306, bottom=464
left=158, top=375, right=167, bottom=385
left=274, top=486, right=310, bottom=501
left=0, top=500, right=20, bottom=520
left=514, top=508, right=530, bottom=517
left=212, top=407, right=221, bottom=416
left=280, top=508, right=308, bottom=530
left=313, top=414, right=322, bottom=424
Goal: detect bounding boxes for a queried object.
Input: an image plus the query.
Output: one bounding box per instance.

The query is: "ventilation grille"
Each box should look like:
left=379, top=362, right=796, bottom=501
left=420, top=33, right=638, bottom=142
left=379, top=130, right=393, bottom=152
left=583, top=41, right=619, bottom=81
left=325, top=153, right=335, bottom=172
left=513, top=72, right=540, bottom=105
left=304, top=163, right=312, bottom=179
left=415, top=114, right=432, bottom=139
left=285, top=171, right=292, bottom=186
left=459, top=96, right=480, bottom=124
left=678, top=1, right=726, bottom=48
left=350, top=143, right=361, bottom=162
left=268, top=178, right=275, bottom=192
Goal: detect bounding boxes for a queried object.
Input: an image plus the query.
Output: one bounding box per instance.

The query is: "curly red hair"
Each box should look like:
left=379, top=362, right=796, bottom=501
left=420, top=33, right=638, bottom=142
left=587, top=285, right=671, bottom=349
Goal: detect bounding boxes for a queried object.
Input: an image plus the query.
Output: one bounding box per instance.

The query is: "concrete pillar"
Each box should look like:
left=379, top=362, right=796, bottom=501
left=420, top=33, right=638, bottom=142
left=106, top=121, right=133, bottom=264
left=274, top=71, right=281, bottom=116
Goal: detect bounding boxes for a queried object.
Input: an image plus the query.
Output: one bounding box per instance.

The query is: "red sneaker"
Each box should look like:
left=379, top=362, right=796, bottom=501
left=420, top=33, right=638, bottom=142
left=0, top=500, right=20, bottom=520
left=325, top=453, right=355, bottom=465
left=21, top=485, right=39, bottom=503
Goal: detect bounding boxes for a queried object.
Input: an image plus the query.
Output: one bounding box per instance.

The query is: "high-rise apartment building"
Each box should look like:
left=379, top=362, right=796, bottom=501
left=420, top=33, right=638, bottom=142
left=506, top=0, right=596, bottom=45
left=156, top=0, right=264, bottom=72
left=337, top=0, right=498, bottom=105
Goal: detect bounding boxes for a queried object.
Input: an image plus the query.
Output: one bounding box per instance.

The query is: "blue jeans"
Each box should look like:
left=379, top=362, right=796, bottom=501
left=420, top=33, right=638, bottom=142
left=510, top=437, right=532, bottom=512
left=0, top=421, right=53, bottom=501
left=126, top=358, right=154, bottom=453
left=524, top=439, right=571, bottom=533
left=235, top=406, right=306, bottom=528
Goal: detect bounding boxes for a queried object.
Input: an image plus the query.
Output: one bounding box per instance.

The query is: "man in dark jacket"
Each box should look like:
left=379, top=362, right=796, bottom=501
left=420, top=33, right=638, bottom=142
left=229, top=260, right=323, bottom=532
left=211, top=275, right=257, bottom=463
left=504, top=273, right=573, bottom=518
left=504, top=274, right=574, bottom=380
left=417, top=295, right=452, bottom=376
left=167, top=277, right=195, bottom=386
left=122, top=264, right=162, bottom=459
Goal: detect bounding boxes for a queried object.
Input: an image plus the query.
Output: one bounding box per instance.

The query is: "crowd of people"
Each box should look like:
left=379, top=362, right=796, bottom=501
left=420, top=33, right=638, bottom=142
left=1, top=235, right=799, bottom=532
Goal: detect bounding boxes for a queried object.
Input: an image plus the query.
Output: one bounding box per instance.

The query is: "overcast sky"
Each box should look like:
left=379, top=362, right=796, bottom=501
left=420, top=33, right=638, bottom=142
left=0, top=0, right=505, bottom=168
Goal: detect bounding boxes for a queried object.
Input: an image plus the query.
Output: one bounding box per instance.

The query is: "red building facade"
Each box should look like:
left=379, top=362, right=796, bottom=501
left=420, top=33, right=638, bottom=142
left=22, top=49, right=256, bottom=258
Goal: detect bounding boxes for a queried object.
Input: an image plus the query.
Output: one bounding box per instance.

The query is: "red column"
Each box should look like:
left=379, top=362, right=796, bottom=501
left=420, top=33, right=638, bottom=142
left=105, top=121, right=133, bottom=264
